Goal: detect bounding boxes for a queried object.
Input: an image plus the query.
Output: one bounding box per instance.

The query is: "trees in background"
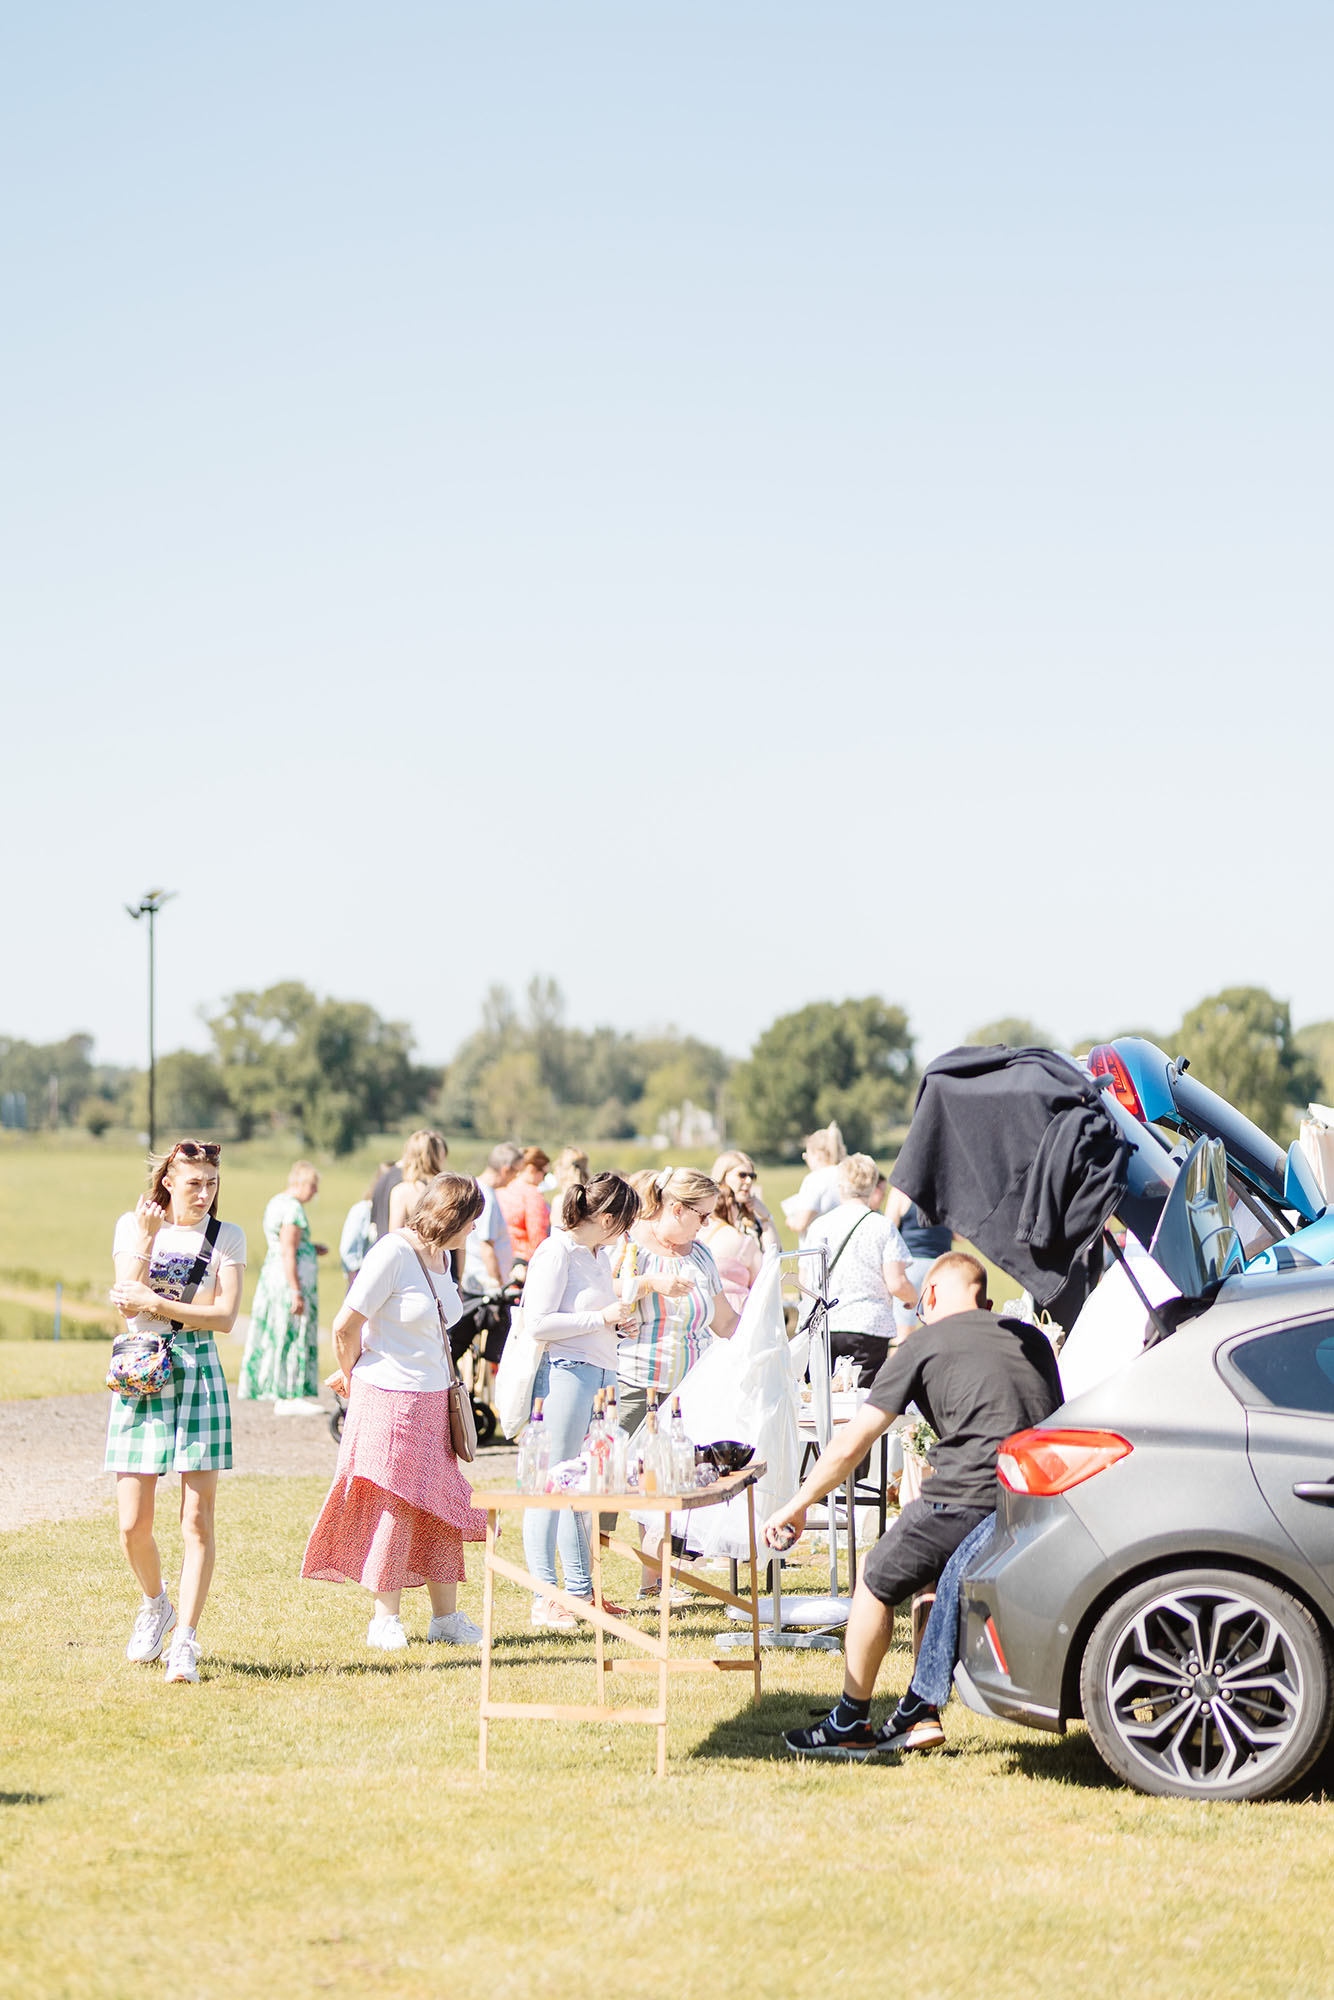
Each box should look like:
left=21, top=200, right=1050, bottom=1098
left=1174, top=986, right=1321, bottom=1138
left=965, top=1016, right=1054, bottom=1050
left=728, top=997, right=916, bottom=1157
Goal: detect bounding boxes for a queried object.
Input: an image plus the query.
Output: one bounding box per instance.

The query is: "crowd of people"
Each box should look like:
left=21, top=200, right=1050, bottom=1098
left=105, top=1120, right=1047, bottom=1764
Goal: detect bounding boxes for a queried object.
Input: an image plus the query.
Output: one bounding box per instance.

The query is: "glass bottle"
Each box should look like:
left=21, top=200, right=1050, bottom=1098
left=639, top=1400, right=669, bottom=1497
left=516, top=1398, right=550, bottom=1494
left=667, top=1397, right=695, bottom=1493
left=583, top=1391, right=612, bottom=1493
left=603, top=1386, right=629, bottom=1492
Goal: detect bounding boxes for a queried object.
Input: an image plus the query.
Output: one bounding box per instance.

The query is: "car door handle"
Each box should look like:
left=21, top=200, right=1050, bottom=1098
left=1292, top=1480, right=1334, bottom=1503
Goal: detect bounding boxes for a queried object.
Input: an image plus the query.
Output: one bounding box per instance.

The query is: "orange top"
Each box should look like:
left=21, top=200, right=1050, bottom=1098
left=497, top=1181, right=551, bottom=1264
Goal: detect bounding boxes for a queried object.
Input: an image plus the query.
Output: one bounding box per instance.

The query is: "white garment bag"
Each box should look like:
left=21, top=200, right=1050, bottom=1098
left=672, top=1252, right=801, bottom=1560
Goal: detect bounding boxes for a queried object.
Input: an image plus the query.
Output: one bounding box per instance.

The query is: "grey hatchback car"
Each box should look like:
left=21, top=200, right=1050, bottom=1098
left=956, top=1263, right=1334, bottom=1801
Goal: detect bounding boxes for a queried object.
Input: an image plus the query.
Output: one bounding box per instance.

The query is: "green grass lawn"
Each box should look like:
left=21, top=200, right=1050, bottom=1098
left=4, top=1475, right=1334, bottom=1999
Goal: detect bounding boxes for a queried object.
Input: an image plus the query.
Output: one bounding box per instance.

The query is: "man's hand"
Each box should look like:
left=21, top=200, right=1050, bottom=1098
left=763, top=1501, right=807, bottom=1551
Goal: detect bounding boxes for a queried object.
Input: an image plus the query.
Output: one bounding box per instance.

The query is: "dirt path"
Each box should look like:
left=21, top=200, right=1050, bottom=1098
left=0, top=1393, right=517, bottom=1532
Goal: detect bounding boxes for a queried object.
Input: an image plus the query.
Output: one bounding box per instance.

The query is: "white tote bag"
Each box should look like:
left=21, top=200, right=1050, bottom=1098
left=494, top=1305, right=542, bottom=1441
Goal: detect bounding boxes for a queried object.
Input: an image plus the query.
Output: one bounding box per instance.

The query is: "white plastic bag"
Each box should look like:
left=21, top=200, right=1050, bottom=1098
left=670, top=1254, right=801, bottom=1559
left=493, top=1306, right=541, bottom=1440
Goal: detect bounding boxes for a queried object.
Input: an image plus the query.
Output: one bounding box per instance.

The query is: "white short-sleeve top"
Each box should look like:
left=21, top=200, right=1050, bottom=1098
left=346, top=1233, right=463, bottom=1394
left=112, top=1212, right=247, bottom=1336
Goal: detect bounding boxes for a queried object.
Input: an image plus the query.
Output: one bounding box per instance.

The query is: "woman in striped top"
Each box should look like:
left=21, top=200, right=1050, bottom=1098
left=612, top=1167, right=740, bottom=1439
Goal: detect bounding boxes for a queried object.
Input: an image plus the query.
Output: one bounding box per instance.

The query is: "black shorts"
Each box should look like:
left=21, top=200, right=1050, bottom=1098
left=829, top=1330, right=892, bottom=1383
left=860, top=1498, right=993, bottom=1610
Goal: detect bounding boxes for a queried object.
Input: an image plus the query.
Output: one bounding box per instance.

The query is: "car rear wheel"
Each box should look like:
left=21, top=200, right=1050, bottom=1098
left=1080, top=1567, right=1333, bottom=1801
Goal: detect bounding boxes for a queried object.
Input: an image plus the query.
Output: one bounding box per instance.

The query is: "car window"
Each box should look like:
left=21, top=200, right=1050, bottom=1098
left=1229, top=1321, right=1334, bottom=1414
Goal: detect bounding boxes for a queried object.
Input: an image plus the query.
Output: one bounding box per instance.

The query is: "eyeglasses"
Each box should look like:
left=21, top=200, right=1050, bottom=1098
left=734, top=1170, right=757, bottom=1181
left=171, top=1141, right=221, bottom=1162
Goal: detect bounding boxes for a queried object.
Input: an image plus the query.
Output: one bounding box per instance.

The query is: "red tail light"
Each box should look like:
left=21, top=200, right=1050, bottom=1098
left=1088, top=1044, right=1144, bottom=1119
left=997, top=1428, right=1132, bottom=1495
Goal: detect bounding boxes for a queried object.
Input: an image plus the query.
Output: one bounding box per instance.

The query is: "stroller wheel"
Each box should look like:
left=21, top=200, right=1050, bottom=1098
left=471, top=1398, right=497, bottom=1447
left=329, top=1406, right=345, bottom=1443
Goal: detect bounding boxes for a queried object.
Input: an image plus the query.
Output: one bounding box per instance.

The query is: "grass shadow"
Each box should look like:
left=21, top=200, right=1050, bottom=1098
left=998, top=1729, right=1121, bottom=1790
left=687, top=1690, right=836, bottom=1764
left=0, top=1791, right=53, bottom=1806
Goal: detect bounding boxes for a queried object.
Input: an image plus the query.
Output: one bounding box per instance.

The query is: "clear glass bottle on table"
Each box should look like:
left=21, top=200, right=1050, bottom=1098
left=603, top=1386, right=629, bottom=1491
left=516, top=1398, right=550, bottom=1494
left=639, top=1400, right=670, bottom=1498
left=667, top=1397, right=695, bottom=1493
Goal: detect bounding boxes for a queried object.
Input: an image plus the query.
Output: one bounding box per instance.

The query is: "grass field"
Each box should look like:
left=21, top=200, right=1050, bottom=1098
left=5, top=1475, right=1334, bottom=2000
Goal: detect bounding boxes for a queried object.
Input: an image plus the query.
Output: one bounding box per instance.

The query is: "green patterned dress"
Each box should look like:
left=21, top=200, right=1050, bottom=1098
left=239, top=1193, right=319, bottom=1400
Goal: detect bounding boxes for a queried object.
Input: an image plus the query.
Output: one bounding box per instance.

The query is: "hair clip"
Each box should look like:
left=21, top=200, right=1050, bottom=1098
left=655, top=1166, right=674, bottom=1192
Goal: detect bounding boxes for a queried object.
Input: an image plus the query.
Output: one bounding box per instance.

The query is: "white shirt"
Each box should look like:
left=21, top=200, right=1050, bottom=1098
left=113, top=1212, right=246, bottom=1336
left=801, top=1201, right=909, bottom=1340
left=463, top=1181, right=513, bottom=1293
left=522, top=1228, right=619, bottom=1370
left=347, top=1234, right=462, bottom=1394
left=786, top=1165, right=844, bottom=1247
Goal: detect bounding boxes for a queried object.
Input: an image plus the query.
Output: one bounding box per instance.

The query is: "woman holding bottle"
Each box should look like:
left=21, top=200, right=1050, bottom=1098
left=519, top=1173, right=641, bottom=1629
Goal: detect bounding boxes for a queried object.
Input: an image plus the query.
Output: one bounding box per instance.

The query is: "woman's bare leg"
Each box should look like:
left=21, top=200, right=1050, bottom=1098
left=177, top=1472, right=218, bottom=1629
left=425, top=1580, right=458, bottom=1616
left=117, top=1475, right=162, bottom=1597
left=373, top=1589, right=403, bottom=1618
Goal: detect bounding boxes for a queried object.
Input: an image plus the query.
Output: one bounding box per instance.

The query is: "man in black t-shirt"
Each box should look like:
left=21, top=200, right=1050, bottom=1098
left=766, top=1250, right=1062, bottom=1761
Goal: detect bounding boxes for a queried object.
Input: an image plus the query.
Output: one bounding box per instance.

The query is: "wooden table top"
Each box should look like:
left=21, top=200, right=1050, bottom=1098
left=479, top=1461, right=767, bottom=1513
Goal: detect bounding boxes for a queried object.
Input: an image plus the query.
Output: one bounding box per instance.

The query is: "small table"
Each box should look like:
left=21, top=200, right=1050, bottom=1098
left=477, top=1462, right=766, bottom=1778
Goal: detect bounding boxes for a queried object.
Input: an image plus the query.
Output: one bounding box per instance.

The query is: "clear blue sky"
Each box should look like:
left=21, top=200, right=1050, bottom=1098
left=4, top=3, right=1332, bottom=1075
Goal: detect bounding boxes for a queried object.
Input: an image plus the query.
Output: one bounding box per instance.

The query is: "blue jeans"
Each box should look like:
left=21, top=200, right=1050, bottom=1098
left=909, top=1515, right=996, bottom=1708
left=521, top=1356, right=615, bottom=1597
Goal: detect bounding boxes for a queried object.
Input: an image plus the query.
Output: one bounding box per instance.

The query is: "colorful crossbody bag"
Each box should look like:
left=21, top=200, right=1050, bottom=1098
left=107, top=1216, right=222, bottom=1396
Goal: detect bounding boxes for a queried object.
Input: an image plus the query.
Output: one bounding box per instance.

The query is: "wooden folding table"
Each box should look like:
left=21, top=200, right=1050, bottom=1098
left=477, top=1461, right=766, bottom=1777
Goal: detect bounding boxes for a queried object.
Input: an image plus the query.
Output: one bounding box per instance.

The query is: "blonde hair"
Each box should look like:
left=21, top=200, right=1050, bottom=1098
left=638, top=1166, right=719, bottom=1222
left=837, top=1153, right=880, bottom=1203
left=709, top=1150, right=757, bottom=1228
left=287, top=1159, right=319, bottom=1193
left=401, top=1129, right=449, bottom=1185
left=627, top=1169, right=660, bottom=1200
left=804, top=1122, right=846, bottom=1169
left=408, top=1173, right=484, bottom=1253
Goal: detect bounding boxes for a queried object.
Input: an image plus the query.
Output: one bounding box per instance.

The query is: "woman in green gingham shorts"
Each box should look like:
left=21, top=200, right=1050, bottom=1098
left=107, top=1141, right=247, bottom=1685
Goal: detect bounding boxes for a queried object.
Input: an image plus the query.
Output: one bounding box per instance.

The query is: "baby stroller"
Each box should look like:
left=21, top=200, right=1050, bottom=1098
left=327, top=1276, right=523, bottom=1446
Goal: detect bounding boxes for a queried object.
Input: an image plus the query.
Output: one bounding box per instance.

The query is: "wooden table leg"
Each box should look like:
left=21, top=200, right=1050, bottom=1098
left=657, top=1527, right=671, bottom=1779
left=479, top=1509, right=497, bottom=1775
left=589, top=1502, right=606, bottom=1706
left=746, top=1483, right=761, bottom=1703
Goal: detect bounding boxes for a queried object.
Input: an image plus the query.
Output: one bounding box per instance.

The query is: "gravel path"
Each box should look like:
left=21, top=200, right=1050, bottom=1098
left=0, top=1393, right=517, bottom=1532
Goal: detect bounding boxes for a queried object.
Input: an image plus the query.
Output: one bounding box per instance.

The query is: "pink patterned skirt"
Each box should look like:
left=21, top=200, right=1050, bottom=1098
left=301, top=1378, right=487, bottom=1591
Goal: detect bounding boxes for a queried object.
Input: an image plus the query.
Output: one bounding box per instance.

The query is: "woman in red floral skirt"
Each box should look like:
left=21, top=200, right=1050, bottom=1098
left=302, top=1173, right=487, bottom=1652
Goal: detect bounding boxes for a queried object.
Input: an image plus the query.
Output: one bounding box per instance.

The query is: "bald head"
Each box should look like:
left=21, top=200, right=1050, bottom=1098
left=918, top=1250, right=990, bottom=1322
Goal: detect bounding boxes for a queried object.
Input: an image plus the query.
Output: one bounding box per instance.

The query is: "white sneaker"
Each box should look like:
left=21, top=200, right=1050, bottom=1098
left=366, top=1612, right=408, bottom=1652
left=126, top=1593, right=176, bottom=1664
left=274, top=1397, right=324, bottom=1416
left=531, top=1596, right=579, bottom=1632
left=163, top=1633, right=200, bottom=1684
left=427, top=1610, right=483, bottom=1646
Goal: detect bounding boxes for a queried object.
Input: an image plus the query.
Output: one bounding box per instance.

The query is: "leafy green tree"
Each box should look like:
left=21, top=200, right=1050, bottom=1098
left=729, top=997, right=915, bottom=1157
left=0, top=1034, right=95, bottom=1128
left=1295, top=1021, right=1334, bottom=1106
left=966, top=1017, right=1054, bottom=1049
left=208, top=983, right=434, bottom=1154
left=1175, top=986, right=1321, bottom=1138
left=122, top=1050, right=233, bottom=1137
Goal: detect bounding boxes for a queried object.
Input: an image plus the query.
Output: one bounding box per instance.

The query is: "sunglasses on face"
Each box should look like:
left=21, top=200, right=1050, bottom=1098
left=171, top=1142, right=221, bottom=1163
left=734, top=1170, right=757, bottom=1181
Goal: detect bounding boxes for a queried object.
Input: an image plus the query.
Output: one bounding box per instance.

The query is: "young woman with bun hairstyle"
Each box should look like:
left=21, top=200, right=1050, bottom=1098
left=302, top=1172, right=488, bottom=1653
left=519, top=1171, right=642, bottom=1629
left=107, top=1140, right=247, bottom=1684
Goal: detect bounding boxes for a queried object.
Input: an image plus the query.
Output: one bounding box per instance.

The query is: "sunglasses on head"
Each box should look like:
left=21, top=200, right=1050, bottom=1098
left=171, top=1141, right=221, bottom=1163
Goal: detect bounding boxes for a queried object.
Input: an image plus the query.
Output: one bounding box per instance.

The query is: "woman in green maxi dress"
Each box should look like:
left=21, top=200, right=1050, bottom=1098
left=239, top=1163, right=323, bottom=1406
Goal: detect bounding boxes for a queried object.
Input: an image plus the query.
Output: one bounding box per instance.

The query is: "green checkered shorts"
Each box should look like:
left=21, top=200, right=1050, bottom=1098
left=104, top=1334, right=233, bottom=1475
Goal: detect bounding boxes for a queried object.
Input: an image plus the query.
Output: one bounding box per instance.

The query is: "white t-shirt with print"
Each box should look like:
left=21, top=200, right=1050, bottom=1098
left=347, top=1233, right=463, bottom=1394
left=112, top=1212, right=247, bottom=1336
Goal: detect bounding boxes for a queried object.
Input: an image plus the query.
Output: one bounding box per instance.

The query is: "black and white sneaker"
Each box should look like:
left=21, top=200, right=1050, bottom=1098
left=783, top=1710, right=880, bottom=1761
left=877, top=1698, right=946, bottom=1753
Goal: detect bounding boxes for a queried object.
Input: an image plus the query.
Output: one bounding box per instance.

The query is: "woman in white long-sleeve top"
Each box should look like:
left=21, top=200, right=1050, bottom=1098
left=520, top=1173, right=641, bottom=1630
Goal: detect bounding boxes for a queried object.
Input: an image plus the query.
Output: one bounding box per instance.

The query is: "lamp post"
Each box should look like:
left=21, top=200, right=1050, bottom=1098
left=125, top=889, right=176, bottom=1150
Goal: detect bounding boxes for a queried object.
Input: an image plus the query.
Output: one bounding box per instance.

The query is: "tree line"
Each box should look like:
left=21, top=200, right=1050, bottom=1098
left=2, top=981, right=1328, bottom=1158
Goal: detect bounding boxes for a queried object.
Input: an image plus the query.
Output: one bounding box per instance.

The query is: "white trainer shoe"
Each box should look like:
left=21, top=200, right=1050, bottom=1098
left=126, top=1594, right=176, bottom=1664
left=163, top=1633, right=201, bottom=1684
left=274, top=1397, right=324, bottom=1416
left=427, top=1610, right=483, bottom=1646
left=366, top=1612, right=408, bottom=1652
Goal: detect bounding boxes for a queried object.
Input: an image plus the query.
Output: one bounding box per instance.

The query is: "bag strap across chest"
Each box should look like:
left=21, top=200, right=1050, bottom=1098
left=164, top=1215, right=223, bottom=1332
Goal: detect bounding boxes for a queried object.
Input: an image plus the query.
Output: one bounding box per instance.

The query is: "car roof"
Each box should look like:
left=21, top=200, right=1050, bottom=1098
left=1190, top=1263, right=1334, bottom=1344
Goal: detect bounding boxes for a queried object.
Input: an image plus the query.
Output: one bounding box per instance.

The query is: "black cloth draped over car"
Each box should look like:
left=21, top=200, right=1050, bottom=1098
left=890, top=1045, right=1133, bottom=1309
